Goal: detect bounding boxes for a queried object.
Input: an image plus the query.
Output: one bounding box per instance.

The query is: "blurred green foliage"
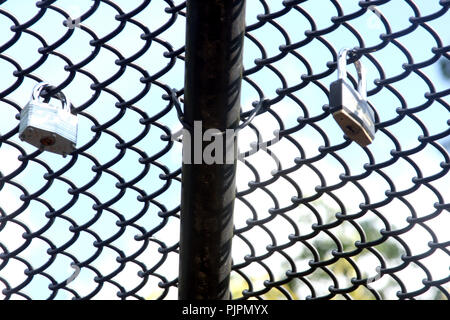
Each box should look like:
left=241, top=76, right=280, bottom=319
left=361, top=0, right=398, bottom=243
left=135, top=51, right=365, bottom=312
left=230, top=199, right=404, bottom=300
left=440, top=59, right=450, bottom=79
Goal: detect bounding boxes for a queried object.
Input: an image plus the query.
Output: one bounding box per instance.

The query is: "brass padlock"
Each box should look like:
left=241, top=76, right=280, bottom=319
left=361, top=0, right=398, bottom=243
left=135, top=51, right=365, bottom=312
left=329, top=49, right=376, bottom=147
left=19, top=82, right=78, bottom=157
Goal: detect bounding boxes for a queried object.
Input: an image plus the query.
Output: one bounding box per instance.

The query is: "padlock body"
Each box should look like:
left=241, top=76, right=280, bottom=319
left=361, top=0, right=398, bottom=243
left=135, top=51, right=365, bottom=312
left=19, top=101, right=78, bottom=155
left=329, top=79, right=375, bottom=147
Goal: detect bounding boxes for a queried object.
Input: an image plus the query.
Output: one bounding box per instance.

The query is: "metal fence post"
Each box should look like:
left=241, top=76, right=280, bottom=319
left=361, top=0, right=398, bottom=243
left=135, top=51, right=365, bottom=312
left=178, top=0, right=246, bottom=300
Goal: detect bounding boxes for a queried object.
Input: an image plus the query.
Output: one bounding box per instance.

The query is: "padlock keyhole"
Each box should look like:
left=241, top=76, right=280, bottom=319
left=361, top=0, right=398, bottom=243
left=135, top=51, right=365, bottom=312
left=40, top=136, right=56, bottom=146
left=346, top=125, right=355, bottom=133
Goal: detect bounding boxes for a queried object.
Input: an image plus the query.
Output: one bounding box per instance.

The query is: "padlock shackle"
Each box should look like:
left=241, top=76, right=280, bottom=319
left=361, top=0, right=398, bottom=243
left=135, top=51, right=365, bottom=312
left=337, top=49, right=367, bottom=101
left=31, top=81, right=49, bottom=101
left=31, top=82, right=72, bottom=113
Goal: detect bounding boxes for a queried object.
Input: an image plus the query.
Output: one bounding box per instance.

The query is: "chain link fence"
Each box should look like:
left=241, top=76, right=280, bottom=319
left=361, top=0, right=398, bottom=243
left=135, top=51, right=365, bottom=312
left=0, top=0, right=449, bottom=300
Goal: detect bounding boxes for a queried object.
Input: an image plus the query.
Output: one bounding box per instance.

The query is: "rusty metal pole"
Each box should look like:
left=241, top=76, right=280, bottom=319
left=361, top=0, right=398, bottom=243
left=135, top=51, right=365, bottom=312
left=178, top=0, right=246, bottom=300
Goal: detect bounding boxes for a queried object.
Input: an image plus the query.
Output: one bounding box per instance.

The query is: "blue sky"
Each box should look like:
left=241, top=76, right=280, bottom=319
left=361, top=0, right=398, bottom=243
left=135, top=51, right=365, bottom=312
left=0, top=0, right=449, bottom=299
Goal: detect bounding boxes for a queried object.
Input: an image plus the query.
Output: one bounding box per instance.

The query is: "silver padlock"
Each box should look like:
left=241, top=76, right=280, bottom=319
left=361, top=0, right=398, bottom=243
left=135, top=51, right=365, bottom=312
left=19, top=82, right=78, bottom=157
left=329, top=49, right=376, bottom=147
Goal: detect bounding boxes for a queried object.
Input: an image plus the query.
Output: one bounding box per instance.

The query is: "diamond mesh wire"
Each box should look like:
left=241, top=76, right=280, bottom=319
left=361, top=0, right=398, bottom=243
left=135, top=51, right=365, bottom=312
left=0, top=0, right=449, bottom=300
